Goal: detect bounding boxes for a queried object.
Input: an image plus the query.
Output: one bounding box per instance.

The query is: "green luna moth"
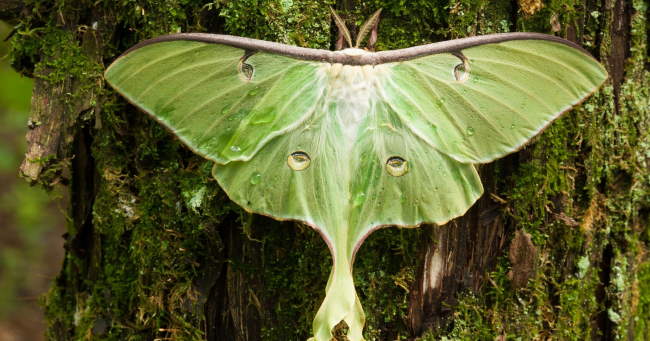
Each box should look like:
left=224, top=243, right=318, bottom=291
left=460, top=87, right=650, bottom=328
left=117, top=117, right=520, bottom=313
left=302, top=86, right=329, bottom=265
left=104, top=18, right=607, bottom=340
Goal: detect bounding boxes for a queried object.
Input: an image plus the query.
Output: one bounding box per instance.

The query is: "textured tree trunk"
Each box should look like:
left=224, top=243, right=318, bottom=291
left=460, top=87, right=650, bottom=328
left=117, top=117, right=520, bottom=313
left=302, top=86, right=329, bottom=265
left=4, top=0, right=648, bottom=340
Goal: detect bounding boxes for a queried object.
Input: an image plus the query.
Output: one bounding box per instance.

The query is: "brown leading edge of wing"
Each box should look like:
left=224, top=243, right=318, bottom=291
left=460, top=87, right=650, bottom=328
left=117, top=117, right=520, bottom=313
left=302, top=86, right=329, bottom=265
left=118, top=32, right=598, bottom=65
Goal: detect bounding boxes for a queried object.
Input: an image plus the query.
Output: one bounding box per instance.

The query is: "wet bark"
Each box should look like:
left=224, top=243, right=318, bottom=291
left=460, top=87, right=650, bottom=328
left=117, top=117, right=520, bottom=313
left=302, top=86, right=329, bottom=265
left=0, top=0, right=23, bottom=21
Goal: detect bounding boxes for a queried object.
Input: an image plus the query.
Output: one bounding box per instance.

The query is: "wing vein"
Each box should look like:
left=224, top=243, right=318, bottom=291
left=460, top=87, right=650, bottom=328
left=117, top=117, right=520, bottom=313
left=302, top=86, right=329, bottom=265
left=407, top=64, right=514, bottom=147
left=192, top=80, right=252, bottom=142
left=196, top=63, right=303, bottom=141
left=490, top=44, right=593, bottom=85
left=467, top=66, right=556, bottom=115
left=399, top=64, right=466, bottom=135
left=118, top=45, right=209, bottom=83
left=379, top=76, right=441, bottom=149
left=136, top=60, right=231, bottom=98
left=469, top=58, right=577, bottom=96
left=232, top=79, right=326, bottom=163
left=173, top=67, right=291, bottom=127
left=396, top=63, right=462, bottom=144
left=220, top=64, right=318, bottom=146
left=416, top=62, right=554, bottom=122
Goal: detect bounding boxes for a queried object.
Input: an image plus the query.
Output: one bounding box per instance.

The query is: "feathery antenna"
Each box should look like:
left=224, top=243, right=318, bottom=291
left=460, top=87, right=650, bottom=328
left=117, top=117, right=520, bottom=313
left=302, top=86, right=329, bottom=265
left=330, top=7, right=353, bottom=49
left=355, top=8, right=382, bottom=49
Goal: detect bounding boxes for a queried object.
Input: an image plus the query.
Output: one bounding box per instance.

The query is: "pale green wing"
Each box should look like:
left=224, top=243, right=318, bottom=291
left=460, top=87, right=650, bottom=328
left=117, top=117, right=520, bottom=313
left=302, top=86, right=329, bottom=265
left=383, top=39, right=607, bottom=163
left=212, top=85, right=483, bottom=252
left=104, top=40, right=324, bottom=164
left=105, top=33, right=607, bottom=341
left=212, top=63, right=483, bottom=341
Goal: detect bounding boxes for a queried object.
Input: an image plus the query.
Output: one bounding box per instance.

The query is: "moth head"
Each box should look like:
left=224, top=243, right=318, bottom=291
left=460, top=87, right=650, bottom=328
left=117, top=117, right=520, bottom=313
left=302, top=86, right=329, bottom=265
left=339, top=48, right=370, bottom=57
left=330, top=8, right=382, bottom=51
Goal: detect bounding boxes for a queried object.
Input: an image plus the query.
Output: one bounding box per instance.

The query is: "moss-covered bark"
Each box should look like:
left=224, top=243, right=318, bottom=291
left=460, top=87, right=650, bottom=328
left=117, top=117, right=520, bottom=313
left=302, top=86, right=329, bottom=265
left=4, top=0, right=648, bottom=340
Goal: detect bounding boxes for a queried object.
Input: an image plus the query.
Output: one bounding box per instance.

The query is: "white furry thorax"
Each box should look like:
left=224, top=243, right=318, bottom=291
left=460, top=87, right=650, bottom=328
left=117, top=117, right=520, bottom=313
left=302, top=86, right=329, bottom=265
left=317, top=60, right=390, bottom=142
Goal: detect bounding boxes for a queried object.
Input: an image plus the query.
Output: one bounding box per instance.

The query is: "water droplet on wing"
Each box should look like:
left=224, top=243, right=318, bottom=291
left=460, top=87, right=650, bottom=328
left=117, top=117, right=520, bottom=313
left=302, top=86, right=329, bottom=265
left=353, top=193, right=366, bottom=206
left=386, top=156, right=408, bottom=177
left=251, top=107, right=275, bottom=125
left=228, top=109, right=247, bottom=121
left=221, top=105, right=231, bottom=114
left=247, top=87, right=260, bottom=96
left=230, top=145, right=241, bottom=153
left=466, top=127, right=475, bottom=136
left=250, top=172, right=261, bottom=185
left=287, top=151, right=311, bottom=171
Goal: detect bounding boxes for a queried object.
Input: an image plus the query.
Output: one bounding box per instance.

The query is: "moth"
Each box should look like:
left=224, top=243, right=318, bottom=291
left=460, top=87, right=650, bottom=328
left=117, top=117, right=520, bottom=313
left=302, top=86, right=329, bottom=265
left=104, top=10, right=607, bottom=341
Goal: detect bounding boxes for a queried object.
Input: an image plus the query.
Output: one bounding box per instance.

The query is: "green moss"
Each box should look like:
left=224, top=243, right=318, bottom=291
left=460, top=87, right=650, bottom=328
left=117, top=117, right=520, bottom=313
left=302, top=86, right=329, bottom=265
left=218, top=0, right=333, bottom=47
left=352, top=228, right=422, bottom=340
left=635, top=261, right=650, bottom=340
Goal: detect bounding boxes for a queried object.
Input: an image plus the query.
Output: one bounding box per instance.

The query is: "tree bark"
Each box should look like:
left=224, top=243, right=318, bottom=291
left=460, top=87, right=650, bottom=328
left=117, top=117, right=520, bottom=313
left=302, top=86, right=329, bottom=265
left=0, top=0, right=23, bottom=21
left=7, top=0, right=648, bottom=340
